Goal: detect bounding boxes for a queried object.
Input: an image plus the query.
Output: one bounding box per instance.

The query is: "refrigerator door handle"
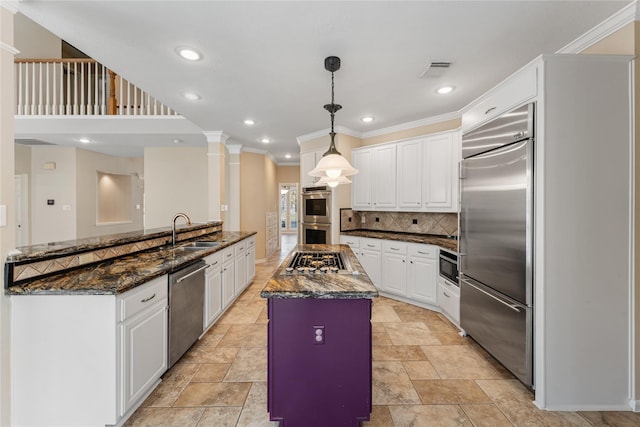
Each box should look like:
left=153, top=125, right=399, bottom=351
left=461, top=278, right=522, bottom=313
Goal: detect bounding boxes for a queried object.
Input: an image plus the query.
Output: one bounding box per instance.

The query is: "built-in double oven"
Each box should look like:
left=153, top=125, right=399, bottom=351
left=439, top=248, right=459, bottom=286
left=301, top=186, right=331, bottom=244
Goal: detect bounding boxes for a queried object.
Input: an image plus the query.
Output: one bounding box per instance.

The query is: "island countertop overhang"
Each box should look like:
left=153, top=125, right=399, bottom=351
left=260, top=244, right=378, bottom=299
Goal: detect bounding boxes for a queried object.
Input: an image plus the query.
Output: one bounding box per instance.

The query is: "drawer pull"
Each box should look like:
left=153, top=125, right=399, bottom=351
left=485, top=106, right=497, bottom=115
left=390, top=247, right=399, bottom=250
left=418, top=251, right=428, bottom=255
left=366, top=244, right=375, bottom=248
left=443, top=292, right=450, bottom=298
left=141, top=293, right=156, bottom=303
left=210, top=261, right=218, bottom=266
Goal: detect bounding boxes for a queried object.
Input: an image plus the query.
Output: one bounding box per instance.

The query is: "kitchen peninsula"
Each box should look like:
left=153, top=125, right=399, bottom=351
left=261, top=244, right=378, bottom=426
left=5, top=222, right=256, bottom=427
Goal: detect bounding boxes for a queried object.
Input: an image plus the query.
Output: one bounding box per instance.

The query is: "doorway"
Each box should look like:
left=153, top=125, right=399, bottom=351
left=279, top=183, right=298, bottom=235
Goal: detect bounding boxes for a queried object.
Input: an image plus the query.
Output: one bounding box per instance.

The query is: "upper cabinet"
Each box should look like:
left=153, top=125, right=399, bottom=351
left=300, top=148, right=327, bottom=187
left=352, top=129, right=460, bottom=213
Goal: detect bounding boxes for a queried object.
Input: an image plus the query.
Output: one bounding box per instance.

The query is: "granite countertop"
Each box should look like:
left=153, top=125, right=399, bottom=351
left=340, top=229, right=458, bottom=252
left=260, top=244, right=378, bottom=300
left=6, top=221, right=224, bottom=263
left=7, top=231, right=255, bottom=296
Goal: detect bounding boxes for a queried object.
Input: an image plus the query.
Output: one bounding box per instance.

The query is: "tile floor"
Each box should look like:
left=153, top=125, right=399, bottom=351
left=125, top=234, right=640, bottom=426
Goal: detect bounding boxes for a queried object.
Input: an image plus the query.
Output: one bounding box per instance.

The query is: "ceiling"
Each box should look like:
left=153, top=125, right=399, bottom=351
left=15, top=0, right=632, bottom=161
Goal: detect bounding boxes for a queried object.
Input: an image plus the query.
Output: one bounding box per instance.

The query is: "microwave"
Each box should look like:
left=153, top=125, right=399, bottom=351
left=439, top=248, right=459, bottom=285
left=302, top=186, right=331, bottom=224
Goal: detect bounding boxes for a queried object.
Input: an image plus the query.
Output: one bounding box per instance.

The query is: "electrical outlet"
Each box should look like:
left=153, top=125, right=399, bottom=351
left=413, top=219, right=418, bottom=224
left=348, top=217, right=352, bottom=222
left=313, top=325, right=325, bottom=344
left=78, top=253, right=94, bottom=264
left=375, top=217, right=380, bottom=222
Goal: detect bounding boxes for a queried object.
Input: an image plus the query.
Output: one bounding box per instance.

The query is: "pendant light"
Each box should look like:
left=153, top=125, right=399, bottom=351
left=308, top=56, right=358, bottom=186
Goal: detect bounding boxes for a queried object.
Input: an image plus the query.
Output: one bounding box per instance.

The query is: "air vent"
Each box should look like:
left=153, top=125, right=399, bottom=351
left=419, top=61, right=452, bottom=79
left=15, top=139, right=55, bottom=146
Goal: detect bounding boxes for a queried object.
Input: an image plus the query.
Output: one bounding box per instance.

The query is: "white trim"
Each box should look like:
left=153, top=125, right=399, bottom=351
left=0, top=1, right=19, bottom=13
left=0, top=41, right=19, bottom=55
left=628, top=58, right=637, bottom=413
left=361, top=110, right=462, bottom=139
left=276, top=161, right=300, bottom=167
left=542, top=403, right=634, bottom=412
left=297, top=126, right=362, bottom=144
left=267, top=152, right=276, bottom=164
left=202, top=131, right=229, bottom=144
left=631, top=400, right=640, bottom=412
left=242, top=146, right=268, bottom=155
left=556, top=0, right=638, bottom=54
left=226, top=144, right=242, bottom=155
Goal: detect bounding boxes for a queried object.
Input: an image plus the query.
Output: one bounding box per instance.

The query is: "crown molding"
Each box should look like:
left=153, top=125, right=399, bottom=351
left=556, top=0, right=638, bottom=54
left=0, top=1, right=19, bottom=14
left=361, top=110, right=462, bottom=139
left=276, top=161, right=300, bottom=167
left=0, top=42, right=19, bottom=55
left=226, top=144, right=242, bottom=154
left=202, top=130, right=229, bottom=143
left=242, top=146, right=268, bottom=155
left=297, top=126, right=362, bottom=145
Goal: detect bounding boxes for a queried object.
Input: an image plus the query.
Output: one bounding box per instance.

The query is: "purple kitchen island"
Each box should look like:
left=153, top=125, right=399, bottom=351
left=260, top=244, right=378, bottom=427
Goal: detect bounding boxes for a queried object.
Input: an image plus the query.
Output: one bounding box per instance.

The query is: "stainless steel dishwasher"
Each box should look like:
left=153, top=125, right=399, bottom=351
left=168, top=260, right=206, bottom=368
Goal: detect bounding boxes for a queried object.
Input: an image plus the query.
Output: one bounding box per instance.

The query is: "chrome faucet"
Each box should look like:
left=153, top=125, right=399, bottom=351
left=171, top=213, right=191, bottom=246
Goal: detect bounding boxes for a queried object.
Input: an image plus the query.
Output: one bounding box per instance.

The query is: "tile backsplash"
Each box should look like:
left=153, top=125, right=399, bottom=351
left=340, top=209, right=458, bottom=237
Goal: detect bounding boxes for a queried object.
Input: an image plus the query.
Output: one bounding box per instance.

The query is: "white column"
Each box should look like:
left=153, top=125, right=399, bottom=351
left=204, top=131, right=229, bottom=224
left=226, top=144, right=242, bottom=231
left=0, top=4, right=18, bottom=425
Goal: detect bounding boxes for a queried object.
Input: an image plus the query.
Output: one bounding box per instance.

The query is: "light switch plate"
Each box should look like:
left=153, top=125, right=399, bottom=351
left=0, top=205, right=6, bottom=227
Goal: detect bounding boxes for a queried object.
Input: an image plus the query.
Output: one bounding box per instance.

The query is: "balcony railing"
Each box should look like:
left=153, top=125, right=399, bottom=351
left=15, top=58, right=179, bottom=116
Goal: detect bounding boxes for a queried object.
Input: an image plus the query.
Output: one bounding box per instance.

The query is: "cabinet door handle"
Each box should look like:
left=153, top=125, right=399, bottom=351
left=210, top=261, right=218, bottom=266
left=410, top=261, right=413, bottom=264
left=402, top=260, right=405, bottom=263
left=141, top=293, right=156, bottom=303
left=443, top=292, right=450, bottom=298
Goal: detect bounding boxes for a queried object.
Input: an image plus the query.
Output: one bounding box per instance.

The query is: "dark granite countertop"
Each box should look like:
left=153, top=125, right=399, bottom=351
left=340, top=229, right=458, bottom=252
left=6, top=221, right=224, bottom=263
left=6, top=231, right=255, bottom=296
left=260, top=244, right=378, bottom=299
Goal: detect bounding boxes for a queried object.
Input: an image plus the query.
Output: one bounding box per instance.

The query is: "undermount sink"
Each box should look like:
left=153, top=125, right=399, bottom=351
left=180, top=241, right=221, bottom=250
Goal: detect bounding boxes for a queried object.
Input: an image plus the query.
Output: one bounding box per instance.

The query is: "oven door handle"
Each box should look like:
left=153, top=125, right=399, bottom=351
left=460, top=278, right=522, bottom=313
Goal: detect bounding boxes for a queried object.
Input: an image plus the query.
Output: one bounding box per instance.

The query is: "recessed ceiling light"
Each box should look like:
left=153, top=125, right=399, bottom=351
left=176, top=47, right=202, bottom=61
left=285, top=154, right=292, bottom=159
left=183, top=92, right=201, bottom=101
left=244, top=119, right=255, bottom=125
left=261, top=138, right=271, bottom=144
left=173, top=138, right=183, bottom=144
left=78, top=138, right=91, bottom=144
left=436, top=85, right=455, bottom=94
left=361, top=116, right=374, bottom=123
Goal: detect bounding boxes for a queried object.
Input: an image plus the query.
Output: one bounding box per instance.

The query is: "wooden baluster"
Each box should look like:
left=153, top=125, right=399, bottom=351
left=107, top=69, right=117, bottom=115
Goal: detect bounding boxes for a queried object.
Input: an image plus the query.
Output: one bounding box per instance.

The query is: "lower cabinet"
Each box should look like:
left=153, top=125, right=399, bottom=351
left=204, top=252, right=223, bottom=330
left=221, top=247, right=236, bottom=308
left=381, top=241, right=408, bottom=297
left=246, top=236, right=256, bottom=283
left=437, top=276, right=460, bottom=324
left=235, top=240, right=247, bottom=293
left=358, top=238, right=381, bottom=287
left=406, top=244, right=438, bottom=305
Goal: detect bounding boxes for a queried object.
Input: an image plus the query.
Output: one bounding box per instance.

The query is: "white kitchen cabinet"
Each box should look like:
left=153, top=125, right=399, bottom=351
left=352, top=149, right=373, bottom=210
left=339, top=235, right=360, bottom=260
left=407, top=244, right=438, bottom=305
left=300, top=148, right=327, bottom=187
left=381, top=241, right=407, bottom=297
left=397, top=138, right=423, bottom=209
left=235, top=240, right=247, bottom=294
left=372, top=144, right=397, bottom=209
left=119, top=277, right=168, bottom=416
left=437, top=276, right=460, bottom=325
left=358, top=238, right=381, bottom=287
left=423, top=132, right=459, bottom=211
left=221, top=247, right=236, bottom=308
left=204, top=252, right=223, bottom=330
left=246, top=236, right=256, bottom=284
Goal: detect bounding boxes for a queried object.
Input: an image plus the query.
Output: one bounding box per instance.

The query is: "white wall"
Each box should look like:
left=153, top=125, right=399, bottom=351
left=144, top=147, right=208, bottom=229
left=30, top=146, right=76, bottom=244
left=76, top=149, right=143, bottom=238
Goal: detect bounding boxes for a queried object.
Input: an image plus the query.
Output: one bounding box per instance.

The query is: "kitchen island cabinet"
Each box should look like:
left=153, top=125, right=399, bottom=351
left=261, top=244, right=378, bottom=426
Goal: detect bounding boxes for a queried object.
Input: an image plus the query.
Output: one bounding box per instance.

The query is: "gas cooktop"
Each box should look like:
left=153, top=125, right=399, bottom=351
left=283, top=251, right=353, bottom=275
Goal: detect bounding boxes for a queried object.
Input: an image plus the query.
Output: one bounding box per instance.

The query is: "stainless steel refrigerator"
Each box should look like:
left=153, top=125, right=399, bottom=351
left=459, top=103, right=534, bottom=388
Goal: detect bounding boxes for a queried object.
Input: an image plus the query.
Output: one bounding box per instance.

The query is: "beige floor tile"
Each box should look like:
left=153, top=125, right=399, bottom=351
left=180, top=345, right=239, bottom=364
left=218, top=324, right=268, bottom=347
left=372, top=360, right=421, bottom=405
left=578, top=411, right=640, bottom=426
left=384, top=321, right=441, bottom=345
left=124, top=407, right=205, bottom=426
left=389, top=404, right=473, bottom=426
left=191, top=363, right=231, bottom=383
left=372, top=331, right=393, bottom=346
left=236, top=382, right=278, bottom=427
left=362, top=405, right=394, bottom=426
left=255, top=306, right=269, bottom=324
left=218, top=301, right=264, bottom=324
left=423, top=345, right=503, bottom=379
left=224, top=347, right=267, bottom=382
left=373, top=344, right=427, bottom=361
left=433, top=330, right=471, bottom=345
left=413, top=379, right=492, bottom=404
left=195, top=407, right=242, bottom=427
left=402, top=360, right=441, bottom=380
left=161, top=362, right=201, bottom=387
left=371, top=305, right=402, bottom=322
left=475, top=379, right=550, bottom=426
left=142, top=380, right=186, bottom=408
left=461, top=404, right=512, bottom=427
left=173, top=382, right=251, bottom=407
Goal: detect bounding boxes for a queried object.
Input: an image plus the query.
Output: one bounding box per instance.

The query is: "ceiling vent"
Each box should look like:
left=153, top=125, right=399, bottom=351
left=419, top=61, right=452, bottom=79
left=15, top=139, right=55, bottom=146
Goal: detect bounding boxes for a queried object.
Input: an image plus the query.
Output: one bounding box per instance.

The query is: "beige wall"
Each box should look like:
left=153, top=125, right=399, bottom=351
left=144, top=147, right=208, bottom=229
left=76, top=149, right=143, bottom=238
left=581, top=22, right=634, bottom=55
left=276, top=165, right=300, bottom=184
left=240, top=152, right=267, bottom=258
left=30, top=146, right=77, bottom=244
left=14, top=143, right=30, bottom=174
left=362, top=118, right=461, bottom=146
left=14, top=12, right=61, bottom=59
left=0, top=7, right=15, bottom=424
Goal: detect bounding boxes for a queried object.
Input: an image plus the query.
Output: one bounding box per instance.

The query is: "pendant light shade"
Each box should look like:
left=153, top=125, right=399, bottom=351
left=308, top=56, right=358, bottom=184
